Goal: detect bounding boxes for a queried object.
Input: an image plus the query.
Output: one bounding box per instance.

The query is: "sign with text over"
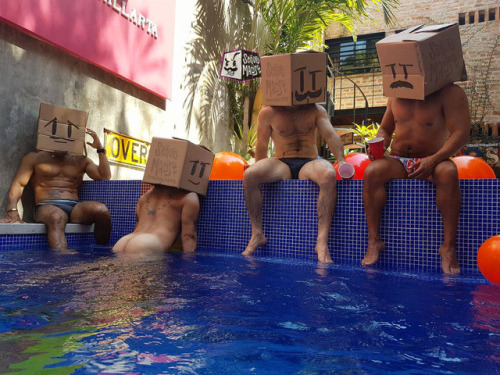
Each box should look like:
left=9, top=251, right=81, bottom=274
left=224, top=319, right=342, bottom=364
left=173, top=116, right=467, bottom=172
left=104, top=129, right=150, bottom=168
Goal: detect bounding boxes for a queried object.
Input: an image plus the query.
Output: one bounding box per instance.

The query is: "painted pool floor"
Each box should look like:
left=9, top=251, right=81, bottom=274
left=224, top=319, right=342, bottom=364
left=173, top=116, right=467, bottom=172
left=0, top=247, right=498, bottom=374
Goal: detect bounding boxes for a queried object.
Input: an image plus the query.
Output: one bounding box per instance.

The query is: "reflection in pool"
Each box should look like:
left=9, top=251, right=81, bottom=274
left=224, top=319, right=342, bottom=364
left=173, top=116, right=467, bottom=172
left=0, top=247, right=498, bottom=374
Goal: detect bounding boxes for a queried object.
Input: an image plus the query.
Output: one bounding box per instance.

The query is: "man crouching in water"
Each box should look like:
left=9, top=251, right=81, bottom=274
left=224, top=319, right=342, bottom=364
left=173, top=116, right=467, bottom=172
left=112, top=185, right=199, bottom=255
left=2, top=129, right=112, bottom=252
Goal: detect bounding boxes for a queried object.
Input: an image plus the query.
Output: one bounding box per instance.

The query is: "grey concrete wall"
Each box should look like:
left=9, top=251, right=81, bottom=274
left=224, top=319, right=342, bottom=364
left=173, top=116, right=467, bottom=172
left=0, top=21, right=184, bottom=216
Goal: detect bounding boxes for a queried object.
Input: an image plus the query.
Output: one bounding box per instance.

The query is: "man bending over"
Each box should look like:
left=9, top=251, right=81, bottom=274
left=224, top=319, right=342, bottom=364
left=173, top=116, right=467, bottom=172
left=112, top=185, right=199, bottom=255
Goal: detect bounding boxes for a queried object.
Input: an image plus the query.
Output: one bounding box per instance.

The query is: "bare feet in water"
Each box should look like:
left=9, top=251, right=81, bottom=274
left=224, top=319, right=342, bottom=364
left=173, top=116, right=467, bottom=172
left=242, top=232, right=267, bottom=256
left=439, top=244, right=460, bottom=274
left=315, top=243, right=333, bottom=264
left=362, top=239, right=385, bottom=266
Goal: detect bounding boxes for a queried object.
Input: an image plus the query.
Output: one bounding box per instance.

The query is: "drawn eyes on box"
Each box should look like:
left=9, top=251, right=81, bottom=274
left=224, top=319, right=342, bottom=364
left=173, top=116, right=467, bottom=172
left=385, top=63, right=415, bottom=89
left=44, top=118, right=81, bottom=142
left=188, top=160, right=212, bottom=185
left=293, top=66, right=323, bottom=102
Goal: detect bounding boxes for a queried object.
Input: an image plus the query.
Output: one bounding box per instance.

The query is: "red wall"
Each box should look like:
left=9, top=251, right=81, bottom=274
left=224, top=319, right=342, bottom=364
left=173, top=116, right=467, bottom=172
left=0, top=0, right=175, bottom=99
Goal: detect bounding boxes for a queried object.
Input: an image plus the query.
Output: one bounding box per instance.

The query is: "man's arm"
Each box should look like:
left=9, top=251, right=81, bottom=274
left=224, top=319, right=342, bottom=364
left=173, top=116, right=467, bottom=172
left=315, top=105, right=346, bottom=164
left=2, top=152, right=37, bottom=223
left=84, top=129, right=111, bottom=180
left=255, top=107, right=273, bottom=161
left=430, top=84, right=470, bottom=162
left=377, top=98, right=396, bottom=150
left=181, top=193, right=200, bottom=252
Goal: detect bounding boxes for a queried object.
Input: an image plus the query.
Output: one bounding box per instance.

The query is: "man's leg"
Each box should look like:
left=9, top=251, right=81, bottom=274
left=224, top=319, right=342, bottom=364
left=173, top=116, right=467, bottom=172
left=35, top=205, right=69, bottom=251
left=71, top=201, right=112, bottom=246
left=298, top=159, right=337, bottom=263
left=362, top=158, right=406, bottom=266
left=430, top=160, right=461, bottom=274
left=242, top=159, right=291, bottom=256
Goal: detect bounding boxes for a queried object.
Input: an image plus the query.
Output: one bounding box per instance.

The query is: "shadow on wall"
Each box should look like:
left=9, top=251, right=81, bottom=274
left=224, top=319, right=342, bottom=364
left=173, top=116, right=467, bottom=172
left=0, top=17, right=166, bottom=213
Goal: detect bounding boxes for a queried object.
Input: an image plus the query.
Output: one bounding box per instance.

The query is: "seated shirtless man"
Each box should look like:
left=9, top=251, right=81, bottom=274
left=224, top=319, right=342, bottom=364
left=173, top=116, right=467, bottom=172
left=242, top=103, right=348, bottom=263
left=112, top=185, right=199, bottom=255
left=2, top=129, right=112, bottom=252
left=362, top=84, right=470, bottom=274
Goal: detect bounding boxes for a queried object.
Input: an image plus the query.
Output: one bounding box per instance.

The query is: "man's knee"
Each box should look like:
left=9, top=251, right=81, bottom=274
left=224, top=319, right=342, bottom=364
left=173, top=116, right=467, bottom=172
left=93, top=203, right=111, bottom=220
left=243, top=166, right=262, bottom=187
left=39, top=209, right=68, bottom=229
left=315, top=168, right=337, bottom=189
left=433, top=161, right=458, bottom=184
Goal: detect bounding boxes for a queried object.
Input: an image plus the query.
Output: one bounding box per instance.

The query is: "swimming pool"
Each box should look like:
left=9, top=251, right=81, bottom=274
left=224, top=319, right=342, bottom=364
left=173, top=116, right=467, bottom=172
left=0, top=247, right=498, bottom=374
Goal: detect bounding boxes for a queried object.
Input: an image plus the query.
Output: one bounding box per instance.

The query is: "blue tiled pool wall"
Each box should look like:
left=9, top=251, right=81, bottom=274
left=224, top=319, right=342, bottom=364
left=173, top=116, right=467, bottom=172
left=197, top=179, right=500, bottom=274
left=2, top=179, right=499, bottom=274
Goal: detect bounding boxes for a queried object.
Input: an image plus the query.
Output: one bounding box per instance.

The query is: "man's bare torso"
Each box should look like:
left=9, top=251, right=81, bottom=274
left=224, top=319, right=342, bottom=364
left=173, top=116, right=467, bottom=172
left=134, top=186, right=192, bottom=245
left=31, top=151, right=88, bottom=203
left=267, top=104, right=320, bottom=158
left=390, top=90, right=450, bottom=158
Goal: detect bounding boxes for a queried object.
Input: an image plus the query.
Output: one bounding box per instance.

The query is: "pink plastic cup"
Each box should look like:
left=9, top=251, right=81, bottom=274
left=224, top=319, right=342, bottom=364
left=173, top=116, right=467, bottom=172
left=367, top=137, right=385, bottom=160
left=338, top=163, right=355, bottom=180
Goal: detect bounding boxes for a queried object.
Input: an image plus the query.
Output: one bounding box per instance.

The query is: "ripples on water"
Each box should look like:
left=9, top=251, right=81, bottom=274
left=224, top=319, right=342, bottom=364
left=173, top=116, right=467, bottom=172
left=0, top=248, right=498, bottom=374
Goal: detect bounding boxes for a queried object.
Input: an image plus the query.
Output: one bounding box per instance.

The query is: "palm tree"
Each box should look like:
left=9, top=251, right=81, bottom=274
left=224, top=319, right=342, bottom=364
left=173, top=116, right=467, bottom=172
left=184, top=0, right=399, bottom=154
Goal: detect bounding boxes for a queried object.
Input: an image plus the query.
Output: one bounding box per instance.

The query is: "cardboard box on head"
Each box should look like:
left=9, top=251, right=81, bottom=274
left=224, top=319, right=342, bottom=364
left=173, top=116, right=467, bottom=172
left=36, top=103, right=88, bottom=154
left=260, top=51, right=327, bottom=106
left=143, top=137, right=215, bottom=196
left=376, top=23, right=467, bottom=100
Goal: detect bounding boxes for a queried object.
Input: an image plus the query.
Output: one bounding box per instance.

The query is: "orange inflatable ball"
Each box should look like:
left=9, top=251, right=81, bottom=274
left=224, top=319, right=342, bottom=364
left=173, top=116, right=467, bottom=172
left=209, top=152, right=248, bottom=180
left=477, top=235, right=500, bottom=284
left=334, top=153, right=371, bottom=180
left=452, top=156, right=496, bottom=179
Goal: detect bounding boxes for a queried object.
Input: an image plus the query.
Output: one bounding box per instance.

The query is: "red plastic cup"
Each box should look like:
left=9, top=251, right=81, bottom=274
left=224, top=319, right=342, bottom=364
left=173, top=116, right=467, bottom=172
left=338, top=162, right=355, bottom=180
left=367, top=137, right=385, bottom=160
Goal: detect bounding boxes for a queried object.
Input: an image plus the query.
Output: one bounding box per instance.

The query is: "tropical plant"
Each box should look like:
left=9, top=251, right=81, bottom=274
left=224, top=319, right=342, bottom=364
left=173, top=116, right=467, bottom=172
left=184, top=0, right=399, bottom=154
left=352, top=122, right=380, bottom=143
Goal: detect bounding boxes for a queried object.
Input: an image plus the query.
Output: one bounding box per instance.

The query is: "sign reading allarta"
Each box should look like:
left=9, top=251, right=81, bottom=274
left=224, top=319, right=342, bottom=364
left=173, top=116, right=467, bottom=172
left=104, top=129, right=150, bottom=168
left=220, top=49, right=261, bottom=81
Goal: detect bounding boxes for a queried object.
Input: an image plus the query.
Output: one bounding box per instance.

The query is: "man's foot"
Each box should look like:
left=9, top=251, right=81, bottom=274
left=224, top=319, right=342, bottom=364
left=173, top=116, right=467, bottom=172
left=315, top=244, right=333, bottom=264
left=439, top=244, right=460, bottom=274
left=362, top=239, right=385, bottom=266
left=242, top=233, right=267, bottom=256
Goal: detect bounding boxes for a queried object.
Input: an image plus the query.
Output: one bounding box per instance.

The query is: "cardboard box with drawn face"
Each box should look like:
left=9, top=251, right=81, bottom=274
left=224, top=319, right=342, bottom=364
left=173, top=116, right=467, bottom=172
left=260, top=52, right=326, bottom=106
left=143, top=137, right=215, bottom=196
left=36, top=104, right=88, bottom=154
left=376, top=24, right=466, bottom=100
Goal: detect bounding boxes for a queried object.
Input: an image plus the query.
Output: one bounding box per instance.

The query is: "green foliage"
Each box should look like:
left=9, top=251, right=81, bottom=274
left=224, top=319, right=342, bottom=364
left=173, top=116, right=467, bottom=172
left=352, top=122, right=380, bottom=143
left=184, top=0, right=399, bottom=153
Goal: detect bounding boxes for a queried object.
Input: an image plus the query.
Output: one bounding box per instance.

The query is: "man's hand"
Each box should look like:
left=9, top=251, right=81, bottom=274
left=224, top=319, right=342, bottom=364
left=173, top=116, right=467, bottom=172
left=86, top=129, right=103, bottom=150
left=1, top=210, right=24, bottom=223
left=408, top=157, right=435, bottom=180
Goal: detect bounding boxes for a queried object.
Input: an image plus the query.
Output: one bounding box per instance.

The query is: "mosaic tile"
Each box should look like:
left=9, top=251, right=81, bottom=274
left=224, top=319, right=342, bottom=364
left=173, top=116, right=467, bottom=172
left=2, top=179, right=499, bottom=275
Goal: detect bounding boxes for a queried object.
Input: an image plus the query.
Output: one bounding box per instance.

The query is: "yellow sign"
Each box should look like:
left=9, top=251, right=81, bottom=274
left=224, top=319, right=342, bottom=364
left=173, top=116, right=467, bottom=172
left=104, top=129, right=150, bottom=168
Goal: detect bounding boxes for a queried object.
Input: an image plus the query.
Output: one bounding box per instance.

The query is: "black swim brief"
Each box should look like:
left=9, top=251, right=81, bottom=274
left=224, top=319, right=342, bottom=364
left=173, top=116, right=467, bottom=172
left=279, top=158, right=314, bottom=179
left=36, top=199, right=79, bottom=216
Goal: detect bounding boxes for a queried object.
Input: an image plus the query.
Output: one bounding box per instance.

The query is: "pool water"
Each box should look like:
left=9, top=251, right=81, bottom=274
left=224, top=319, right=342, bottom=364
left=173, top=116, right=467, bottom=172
left=0, top=247, right=498, bottom=374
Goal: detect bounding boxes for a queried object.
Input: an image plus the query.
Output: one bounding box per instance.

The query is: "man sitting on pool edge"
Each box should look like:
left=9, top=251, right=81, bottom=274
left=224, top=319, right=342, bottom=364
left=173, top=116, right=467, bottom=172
left=362, top=25, right=470, bottom=274
left=113, top=137, right=214, bottom=255
left=2, top=104, right=112, bottom=252
left=242, top=52, right=351, bottom=264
